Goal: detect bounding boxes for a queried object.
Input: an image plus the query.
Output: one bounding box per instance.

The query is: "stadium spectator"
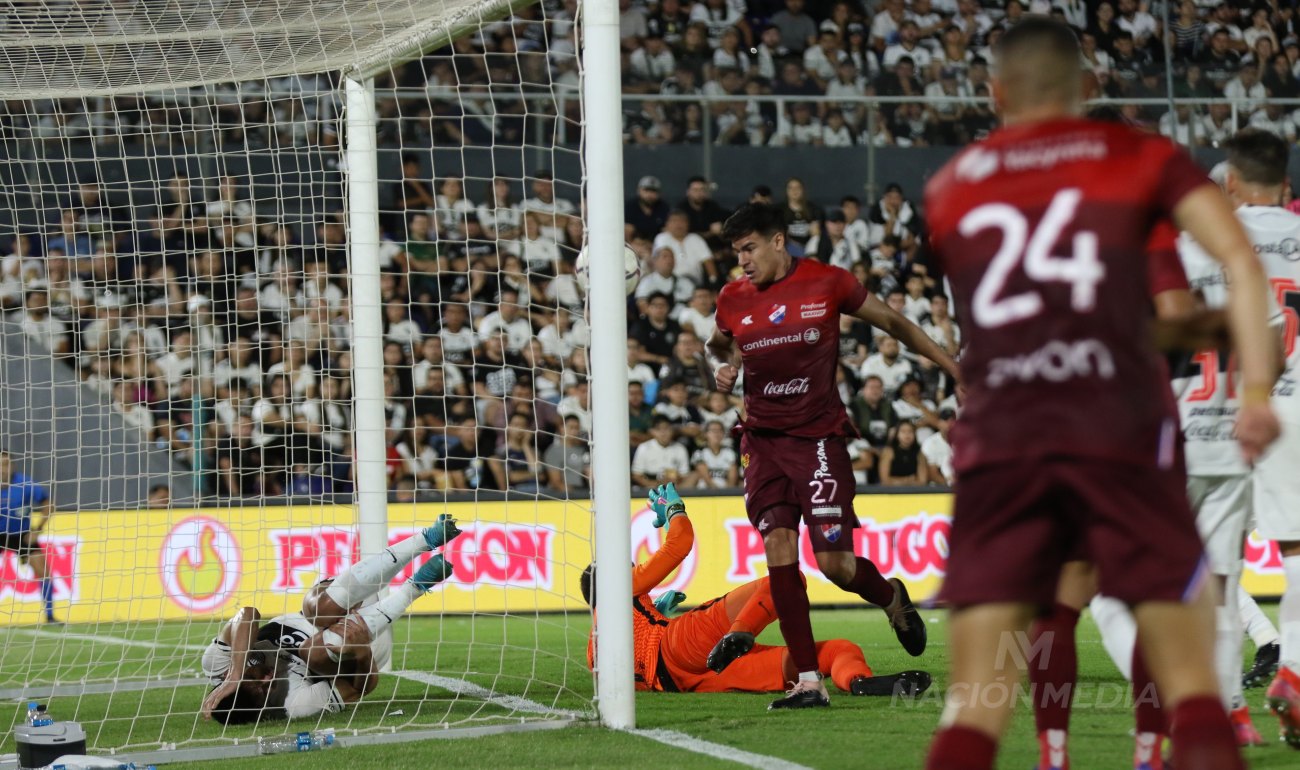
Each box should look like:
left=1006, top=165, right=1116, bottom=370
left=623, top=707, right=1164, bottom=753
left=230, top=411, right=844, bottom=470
left=679, top=177, right=729, bottom=239
left=675, top=286, right=717, bottom=341
left=544, top=414, right=590, bottom=493
left=626, top=175, right=671, bottom=241
left=630, top=32, right=676, bottom=81
left=658, top=331, right=712, bottom=400
left=1224, top=62, right=1267, bottom=115
left=476, top=288, right=532, bottom=353
left=628, top=381, right=656, bottom=447
left=883, top=21, right=933, bottom=72
left=692, top=420, right=739, bottom=488
left=921, top=407, right=955, bottom=485
left=804, top=209, right=861, bottom=269
left=771, top=0, right=818, bottom=53
left=860, top=336, right=915, bottom=396
left=753, top=25, right=790, bottom=82
left=647, top=0, right=690, bottom=47
left=14, top=290, right=68, bottom=356
left=780, top=177, right=822, bottom=251
left=652, top=211, right=714, bottom=286
left=871, top=0, right=908, bottom=53
left=634, top=292, right=686, bottom=369
left=631, top=415, right=692, bottom=489
left=879, top=421, right=928, bottom=486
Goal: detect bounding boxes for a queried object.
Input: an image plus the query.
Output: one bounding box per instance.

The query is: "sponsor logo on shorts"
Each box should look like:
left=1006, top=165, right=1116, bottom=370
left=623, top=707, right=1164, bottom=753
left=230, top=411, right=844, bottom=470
left=803, top=328, right=821, bottom=344
left=740, top=453, right=750, bottom=469
left=762, top=377, right=811, bottom=396
left=811, top=506, right=841, bottom=518
left=758, top=519, right=771, bottom=532
left=813, top=439, right=831, bottom=480
left=1255, top=238, right=1300, bottom=261
left=769, top=304, right=787, bottom=324
left=820, top=524, right=842, bottom=543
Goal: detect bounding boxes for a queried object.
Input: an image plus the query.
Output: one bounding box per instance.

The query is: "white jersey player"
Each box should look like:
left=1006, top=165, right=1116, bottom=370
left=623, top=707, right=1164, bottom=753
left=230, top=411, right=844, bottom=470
left=1210, top=129, right=1300, bottom=749
left=199, top=515, right=462, bottom=724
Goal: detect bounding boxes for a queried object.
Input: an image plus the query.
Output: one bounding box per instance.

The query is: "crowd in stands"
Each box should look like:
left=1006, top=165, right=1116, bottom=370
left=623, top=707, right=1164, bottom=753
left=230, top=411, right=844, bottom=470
left=0, top=163, right=959, bottom=499
left=14, top=0, right=1287, bottom=500
left=618, top=0, right=1300, bottom=146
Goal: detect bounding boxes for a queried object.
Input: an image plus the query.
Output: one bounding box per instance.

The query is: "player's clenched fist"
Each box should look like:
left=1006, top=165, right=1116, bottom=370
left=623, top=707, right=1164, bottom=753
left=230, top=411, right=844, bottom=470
left=714, top=364, right=738, bottom=394
left=1236, top=401, right=1280, bottom=464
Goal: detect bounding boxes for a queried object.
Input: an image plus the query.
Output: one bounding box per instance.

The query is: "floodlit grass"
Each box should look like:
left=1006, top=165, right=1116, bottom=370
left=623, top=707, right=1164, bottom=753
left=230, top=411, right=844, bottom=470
left=2, top=606, right=1293, bottom=768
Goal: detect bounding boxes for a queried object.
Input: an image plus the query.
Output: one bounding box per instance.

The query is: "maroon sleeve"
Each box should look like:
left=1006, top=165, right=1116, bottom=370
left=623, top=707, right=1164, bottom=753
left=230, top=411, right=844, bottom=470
left=714, top=287, right=734, bottom=337
left=834, top=264, right=870, bottom=314
left=1145, top=220, right=1189, bottom=299
left=1149, top=137, right=1214, bottom=219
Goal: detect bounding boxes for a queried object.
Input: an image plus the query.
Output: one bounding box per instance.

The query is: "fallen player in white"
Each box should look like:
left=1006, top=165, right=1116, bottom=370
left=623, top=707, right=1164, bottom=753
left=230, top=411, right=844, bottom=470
left=199, top=515, right=462, bottom=723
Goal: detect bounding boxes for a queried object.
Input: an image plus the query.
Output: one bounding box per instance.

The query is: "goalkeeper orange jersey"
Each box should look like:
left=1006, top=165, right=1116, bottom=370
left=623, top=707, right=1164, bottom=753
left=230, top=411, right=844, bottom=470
left=586, top=515, right=694, bottom=691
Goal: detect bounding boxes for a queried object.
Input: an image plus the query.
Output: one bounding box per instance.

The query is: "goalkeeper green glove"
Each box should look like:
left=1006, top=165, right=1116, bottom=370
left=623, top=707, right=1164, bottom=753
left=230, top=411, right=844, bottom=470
left=647, top=482, right=687, bottom=529
left=654, top=590, right=686, bottom=616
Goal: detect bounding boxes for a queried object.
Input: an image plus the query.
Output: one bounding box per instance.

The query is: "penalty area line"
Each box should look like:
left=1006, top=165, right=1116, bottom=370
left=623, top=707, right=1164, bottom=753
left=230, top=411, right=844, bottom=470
left=9, top=628, right=207, bottom=652
left=393, top=671, right=812, bottom=770
left=627, top=728, right=815, bottom=770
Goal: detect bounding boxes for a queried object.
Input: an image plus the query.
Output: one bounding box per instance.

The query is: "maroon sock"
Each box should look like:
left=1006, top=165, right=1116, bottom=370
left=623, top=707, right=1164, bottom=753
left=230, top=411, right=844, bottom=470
left=1029, top=602, right=1080, bottom=734
left=843, top=556, right=895, bottom=606
left=1131, top=642, right=1166, bottom=735
left=768, top=563, right=819, bottom=674
left=1169, top=695, right=1244, bottom=770
left=926, top=725, right=997, bottom=770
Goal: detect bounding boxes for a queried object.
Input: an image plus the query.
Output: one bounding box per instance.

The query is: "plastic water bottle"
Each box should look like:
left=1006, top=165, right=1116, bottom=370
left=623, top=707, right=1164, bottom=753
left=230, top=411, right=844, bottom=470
left=257, top=729, right=336, bottom=754
left=25, top=702, right=53, bottom=727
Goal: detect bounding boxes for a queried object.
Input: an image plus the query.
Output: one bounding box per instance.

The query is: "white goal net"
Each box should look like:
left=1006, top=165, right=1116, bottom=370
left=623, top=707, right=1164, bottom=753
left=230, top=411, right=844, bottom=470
left=0, top=0, right=607, bottom=758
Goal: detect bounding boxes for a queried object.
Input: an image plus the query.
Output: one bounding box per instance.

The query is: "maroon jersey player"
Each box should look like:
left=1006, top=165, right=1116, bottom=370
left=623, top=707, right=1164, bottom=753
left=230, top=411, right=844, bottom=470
left=922, top=19, right=1278, bottom=770
left=704, top=202, right=961, bottom=710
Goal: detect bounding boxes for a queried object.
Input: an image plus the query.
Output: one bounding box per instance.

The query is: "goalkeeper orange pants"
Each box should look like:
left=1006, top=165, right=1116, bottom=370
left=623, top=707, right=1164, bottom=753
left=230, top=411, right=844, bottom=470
left=658, top=577, right=873, bottom=693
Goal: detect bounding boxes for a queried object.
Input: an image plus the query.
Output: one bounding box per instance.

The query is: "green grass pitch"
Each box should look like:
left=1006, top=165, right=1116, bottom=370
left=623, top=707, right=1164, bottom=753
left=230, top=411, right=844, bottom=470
left=0, top=606, right=1292, bottom=769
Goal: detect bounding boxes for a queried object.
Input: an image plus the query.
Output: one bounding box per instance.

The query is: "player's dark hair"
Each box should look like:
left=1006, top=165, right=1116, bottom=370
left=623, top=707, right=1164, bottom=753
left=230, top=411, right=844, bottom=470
left=1225, top=128, right=1289, bottom=187
left=722, top=202, right=787, bottom=243
left=210, top=684, right=285, bottom=726
left=580, top=563, right=595, bottom=606
left=995, top=18, right=1081, bottom=62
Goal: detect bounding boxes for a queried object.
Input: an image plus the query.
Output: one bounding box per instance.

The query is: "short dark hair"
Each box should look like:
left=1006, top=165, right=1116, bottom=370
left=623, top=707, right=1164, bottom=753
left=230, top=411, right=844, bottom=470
left=687, top=175, right=708, bottom=186
left=722, top=202, right=787, bottom=242
left=646, top=292, right=672, bottom=306
left=1225, top=128, right=1289, bottom=187
left=651, top=415, right=674, bottom=429
left=210, top=684, right=285, bottom=726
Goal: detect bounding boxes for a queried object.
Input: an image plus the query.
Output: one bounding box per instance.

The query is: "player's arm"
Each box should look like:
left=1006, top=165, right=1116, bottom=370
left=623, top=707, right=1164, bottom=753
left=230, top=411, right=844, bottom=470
left=631, top=483, right=694, bottom=595
left=1172, top=183, right=1281, bottom=461
left=202, top=606, right=261, bottom=719
left=850, top=294, right=962, bottom=385
left=29, top=497, right=53, bottom=534
left=705, top=327, right=740, bottom=393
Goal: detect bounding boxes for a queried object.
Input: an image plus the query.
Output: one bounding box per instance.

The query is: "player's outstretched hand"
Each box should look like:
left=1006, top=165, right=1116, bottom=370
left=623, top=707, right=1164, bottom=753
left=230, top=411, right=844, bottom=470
left=654, top=590, right=686, bottom=616
left=647, top=482, right=686, bottom=528
left=1237, top=402, right=1281, bottom=465
left=201, top=677, right=240, bottom=720
left=714, top=364, right=738, bottom=394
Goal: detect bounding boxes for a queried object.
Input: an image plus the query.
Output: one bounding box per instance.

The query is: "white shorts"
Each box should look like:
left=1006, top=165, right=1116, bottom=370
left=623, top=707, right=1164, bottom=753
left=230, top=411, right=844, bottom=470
left=1254, top=422, right=1300, bottom=542
left=1188, top=474, right=1251, bottom=574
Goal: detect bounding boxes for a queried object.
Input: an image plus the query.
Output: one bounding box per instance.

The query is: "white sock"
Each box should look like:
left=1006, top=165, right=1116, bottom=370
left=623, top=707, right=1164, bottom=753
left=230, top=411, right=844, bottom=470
left=1215, top=586, right=1245, bottom=710
left=1281, top=555, right=1300, bottom=665
left=356, top=580, right=425, bottom=639
left=1089, top=594, right=1137, bottom=680
left=798, top=671, right=820, bottom=684
left=1238, top=583, right=1280, bottom=647
left=326, top=534, right=430, bottom=610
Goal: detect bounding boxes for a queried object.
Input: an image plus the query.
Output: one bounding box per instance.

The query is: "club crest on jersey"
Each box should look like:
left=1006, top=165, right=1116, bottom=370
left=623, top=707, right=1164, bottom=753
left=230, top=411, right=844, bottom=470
left=768, top=304, right=787, bottom=324
left=820, top=524, right=842, bottom=543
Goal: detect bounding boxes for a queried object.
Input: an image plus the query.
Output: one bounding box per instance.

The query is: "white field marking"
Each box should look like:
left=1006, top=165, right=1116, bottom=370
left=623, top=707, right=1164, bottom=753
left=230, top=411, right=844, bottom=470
left=394, top=671, right=812, bottom=770
left=8, top=632, right=811, bottom=770
left=9, top=628, right=207, bottom=652
left=627, top=728, right=815, bottom=770
left=390, top=670, right=587, bottom=718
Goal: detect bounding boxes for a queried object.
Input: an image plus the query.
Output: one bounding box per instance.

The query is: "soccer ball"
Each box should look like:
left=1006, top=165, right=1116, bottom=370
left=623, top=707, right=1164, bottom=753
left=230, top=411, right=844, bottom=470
left=576, top=243, right=641, bottom=295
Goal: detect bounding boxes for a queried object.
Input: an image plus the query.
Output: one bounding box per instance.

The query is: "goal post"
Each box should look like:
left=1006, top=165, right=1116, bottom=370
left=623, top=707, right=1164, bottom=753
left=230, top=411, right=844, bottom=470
left=0, top=0, right=636, bottom=754
left=582, top=0, right=635, bottom=731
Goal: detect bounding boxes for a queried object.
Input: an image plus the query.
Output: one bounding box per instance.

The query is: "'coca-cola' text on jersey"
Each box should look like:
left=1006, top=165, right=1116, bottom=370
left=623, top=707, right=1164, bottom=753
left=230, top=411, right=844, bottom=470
left=715, top=258, right=869, bottom=438
left=925, top=117, right=1210, bottom=472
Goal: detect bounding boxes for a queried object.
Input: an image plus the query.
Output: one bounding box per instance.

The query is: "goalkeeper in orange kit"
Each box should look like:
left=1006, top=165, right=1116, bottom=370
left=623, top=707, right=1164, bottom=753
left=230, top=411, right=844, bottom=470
left=582, top=483, right=931, bottom=698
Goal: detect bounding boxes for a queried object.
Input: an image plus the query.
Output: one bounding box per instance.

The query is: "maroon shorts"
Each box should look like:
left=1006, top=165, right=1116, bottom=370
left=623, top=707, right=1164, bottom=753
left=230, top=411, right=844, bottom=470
left=941, top=458, right=1206, bottom=608
left=739, top=431, right=859, bottom=552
